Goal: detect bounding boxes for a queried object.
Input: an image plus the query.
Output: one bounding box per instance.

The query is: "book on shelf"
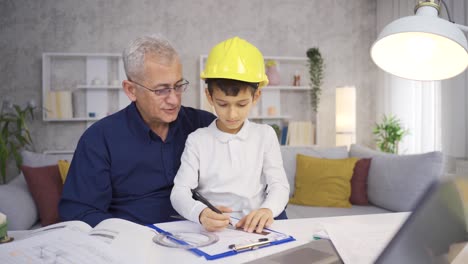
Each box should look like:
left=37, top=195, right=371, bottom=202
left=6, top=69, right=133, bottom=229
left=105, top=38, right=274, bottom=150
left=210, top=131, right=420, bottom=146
left=286, top=121, right=315, bottom=146
left=55, top=91, right=73, bottom=119
left=281, top=126, right=288, bottom=145
left=45, top=91, right=57, bottom=119
left=0, top=218, right=157, bottom=264
left=45, top=90, right=73, bottom=119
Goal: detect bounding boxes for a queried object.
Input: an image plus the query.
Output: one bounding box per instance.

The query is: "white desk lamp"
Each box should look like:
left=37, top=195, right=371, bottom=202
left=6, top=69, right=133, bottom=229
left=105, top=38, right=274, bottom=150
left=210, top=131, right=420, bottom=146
left=371, top=0, right=468, bottom=81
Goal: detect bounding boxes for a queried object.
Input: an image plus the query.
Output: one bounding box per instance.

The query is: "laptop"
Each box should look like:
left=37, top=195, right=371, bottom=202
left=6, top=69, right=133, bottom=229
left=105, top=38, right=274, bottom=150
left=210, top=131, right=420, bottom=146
left=246, top=176, right=467, bottom=264
left=244, top=239, right=341, bottom=264
left=375, top=176, right=467, bottom=263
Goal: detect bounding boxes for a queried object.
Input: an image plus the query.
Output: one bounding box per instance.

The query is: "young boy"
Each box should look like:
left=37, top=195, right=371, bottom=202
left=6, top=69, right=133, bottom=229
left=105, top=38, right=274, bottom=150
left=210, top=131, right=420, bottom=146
left=170, top=37, right=289, bottom=233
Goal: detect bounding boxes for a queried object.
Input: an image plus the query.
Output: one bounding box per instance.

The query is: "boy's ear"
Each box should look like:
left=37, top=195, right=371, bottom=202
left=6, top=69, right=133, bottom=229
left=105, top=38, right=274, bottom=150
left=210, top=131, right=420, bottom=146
left=205, top=88, right=214, bottom=106
left=123, top=80, right=137, bottom=102
left=252, top=89, right=262, bottom=105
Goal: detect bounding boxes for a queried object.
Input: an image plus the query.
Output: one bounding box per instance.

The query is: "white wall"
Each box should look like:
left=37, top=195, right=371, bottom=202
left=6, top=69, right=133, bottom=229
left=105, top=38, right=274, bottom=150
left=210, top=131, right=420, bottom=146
left=0, top=0, right=378, bottom=152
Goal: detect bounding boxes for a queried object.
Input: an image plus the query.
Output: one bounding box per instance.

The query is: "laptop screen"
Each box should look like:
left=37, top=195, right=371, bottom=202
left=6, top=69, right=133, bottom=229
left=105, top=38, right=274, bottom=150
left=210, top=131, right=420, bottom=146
left=376, top=177, right=468, bottom=264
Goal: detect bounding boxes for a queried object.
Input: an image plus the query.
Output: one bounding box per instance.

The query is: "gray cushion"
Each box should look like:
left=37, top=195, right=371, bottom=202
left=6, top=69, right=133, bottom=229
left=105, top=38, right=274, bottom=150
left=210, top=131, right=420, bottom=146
left=0, top=173, right=38, bottom=230
left=280, top=146, right=349, bottom=196
left=349, top=144, right=444, bottom=212
left=349, top=144, right=392, bottom=158
left=286, top=204, right=391, bottom=219
left=21, top=150, right=73, bottom=167
left=0, top=151, right=74, bottom=230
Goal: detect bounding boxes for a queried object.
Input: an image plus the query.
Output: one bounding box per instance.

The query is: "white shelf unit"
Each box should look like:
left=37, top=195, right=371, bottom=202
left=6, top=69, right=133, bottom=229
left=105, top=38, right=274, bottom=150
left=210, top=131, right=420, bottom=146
left=199, top=55, right=317, bottom=144
left=42, top=53, right=130, bottom=122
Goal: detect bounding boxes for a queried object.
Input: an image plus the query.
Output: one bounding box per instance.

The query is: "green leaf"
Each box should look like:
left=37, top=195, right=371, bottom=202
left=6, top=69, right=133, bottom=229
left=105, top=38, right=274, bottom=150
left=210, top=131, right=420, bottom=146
left=0, top=103, right=35, bottom=183
left=306, top=47, right=325, bottom=113
left=373, top=114, right=409, bottom=153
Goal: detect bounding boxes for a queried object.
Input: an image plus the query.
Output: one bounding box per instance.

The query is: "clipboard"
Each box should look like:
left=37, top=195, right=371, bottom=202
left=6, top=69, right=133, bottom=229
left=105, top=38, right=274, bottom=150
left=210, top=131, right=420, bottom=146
left=148, top=220, right=295, bottom=261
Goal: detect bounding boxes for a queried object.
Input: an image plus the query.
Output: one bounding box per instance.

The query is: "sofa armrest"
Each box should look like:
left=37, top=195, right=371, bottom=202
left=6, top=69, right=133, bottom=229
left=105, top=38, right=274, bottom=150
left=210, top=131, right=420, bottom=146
left=0, top=174, right=38, bottom=230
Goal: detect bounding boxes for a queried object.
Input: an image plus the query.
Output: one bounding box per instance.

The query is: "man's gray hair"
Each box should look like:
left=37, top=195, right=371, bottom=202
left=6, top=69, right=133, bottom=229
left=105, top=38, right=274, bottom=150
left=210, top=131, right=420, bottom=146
left=122, top=34, right=179, bottom=81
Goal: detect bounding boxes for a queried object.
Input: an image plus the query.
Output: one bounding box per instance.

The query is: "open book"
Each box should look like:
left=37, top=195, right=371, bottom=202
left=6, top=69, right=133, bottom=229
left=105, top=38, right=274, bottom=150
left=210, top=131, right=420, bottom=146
left=0, top=218, right=157, bottom=264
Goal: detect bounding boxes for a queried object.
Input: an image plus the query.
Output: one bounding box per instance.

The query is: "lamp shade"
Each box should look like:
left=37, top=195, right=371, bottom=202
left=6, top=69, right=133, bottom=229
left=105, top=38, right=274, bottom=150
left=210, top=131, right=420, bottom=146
left=335, top=86, right=356, bottom=147
left=336, top=86, right=356, bottom=133
left=371, top=10, right=468, bottom=81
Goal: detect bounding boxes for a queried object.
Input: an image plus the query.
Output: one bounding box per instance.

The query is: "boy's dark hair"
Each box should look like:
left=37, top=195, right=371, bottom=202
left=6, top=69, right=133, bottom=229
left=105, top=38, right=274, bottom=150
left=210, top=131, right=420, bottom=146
left=206, top=78, right=259, bottom=96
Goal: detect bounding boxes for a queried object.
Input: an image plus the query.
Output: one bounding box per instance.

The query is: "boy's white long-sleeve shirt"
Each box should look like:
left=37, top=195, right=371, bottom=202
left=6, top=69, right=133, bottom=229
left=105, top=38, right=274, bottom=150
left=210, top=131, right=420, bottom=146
left=170, top=119, right=290, bottom=224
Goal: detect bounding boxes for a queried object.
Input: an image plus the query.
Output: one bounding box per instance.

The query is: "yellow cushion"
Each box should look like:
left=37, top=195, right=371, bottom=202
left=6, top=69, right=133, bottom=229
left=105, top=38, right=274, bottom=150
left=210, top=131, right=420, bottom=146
left=57, top=160, right=71, bottom=183
left=289, top=155, right=358, bottom=208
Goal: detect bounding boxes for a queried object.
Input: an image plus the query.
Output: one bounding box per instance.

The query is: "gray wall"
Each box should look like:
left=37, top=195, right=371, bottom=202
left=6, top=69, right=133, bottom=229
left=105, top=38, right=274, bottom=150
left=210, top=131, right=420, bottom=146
left=0, top=0, right=377, bottom=152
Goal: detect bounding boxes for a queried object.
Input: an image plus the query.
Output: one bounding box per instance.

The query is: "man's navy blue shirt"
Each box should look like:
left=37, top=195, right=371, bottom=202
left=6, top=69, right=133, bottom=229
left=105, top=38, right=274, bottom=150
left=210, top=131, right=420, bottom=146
left=59, top=103, right=215, bottom=227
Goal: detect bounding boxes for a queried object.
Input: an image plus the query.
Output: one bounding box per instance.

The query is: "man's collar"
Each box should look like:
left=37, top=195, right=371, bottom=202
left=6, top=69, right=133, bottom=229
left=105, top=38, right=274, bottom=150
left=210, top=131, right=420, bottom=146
left=127, top=102, right=181, bottom=143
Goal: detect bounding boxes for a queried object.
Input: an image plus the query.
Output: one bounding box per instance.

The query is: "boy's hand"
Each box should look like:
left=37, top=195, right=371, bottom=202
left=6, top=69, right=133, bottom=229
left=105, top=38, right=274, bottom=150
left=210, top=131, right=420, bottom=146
left=236, top=208, right=273, bottom=233
left=199, top=206, right=232, bottom=232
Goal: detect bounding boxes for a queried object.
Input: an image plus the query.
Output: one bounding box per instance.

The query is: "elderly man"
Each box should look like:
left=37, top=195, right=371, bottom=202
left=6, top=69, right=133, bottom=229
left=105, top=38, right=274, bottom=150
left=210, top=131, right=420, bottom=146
left=59, top=35, right=216, bottom=227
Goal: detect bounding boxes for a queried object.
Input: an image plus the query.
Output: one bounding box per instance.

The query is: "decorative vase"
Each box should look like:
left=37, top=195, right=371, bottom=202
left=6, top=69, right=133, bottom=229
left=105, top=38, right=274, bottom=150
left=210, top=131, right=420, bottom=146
left=265, top=60, right=281, bottom=86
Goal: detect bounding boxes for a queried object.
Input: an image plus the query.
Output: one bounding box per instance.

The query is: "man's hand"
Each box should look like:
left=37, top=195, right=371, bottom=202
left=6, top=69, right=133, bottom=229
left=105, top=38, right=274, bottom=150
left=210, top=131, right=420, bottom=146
left=199, top=206, right=232, bottom=232
left=235, top=208, right=273, bottom=233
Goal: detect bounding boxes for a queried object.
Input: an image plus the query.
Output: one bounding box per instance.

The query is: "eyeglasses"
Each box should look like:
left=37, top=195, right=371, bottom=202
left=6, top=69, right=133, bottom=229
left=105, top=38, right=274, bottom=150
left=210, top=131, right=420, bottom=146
left=129, top=79, right=189, bottom=96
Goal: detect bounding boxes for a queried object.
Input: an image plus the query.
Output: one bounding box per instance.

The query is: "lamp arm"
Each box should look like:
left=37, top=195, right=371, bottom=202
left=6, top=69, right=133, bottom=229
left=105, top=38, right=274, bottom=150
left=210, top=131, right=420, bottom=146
left=455, top=23, right=468, bottom=33
left=440, top=0, right=453, bottom=22
left=438, top=0, right=468, bottom=33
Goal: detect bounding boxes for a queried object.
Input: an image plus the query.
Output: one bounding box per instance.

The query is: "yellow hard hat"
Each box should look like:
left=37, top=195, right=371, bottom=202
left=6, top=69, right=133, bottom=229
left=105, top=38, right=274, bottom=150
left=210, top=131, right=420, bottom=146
left=201, top=36, right=269, bottom=88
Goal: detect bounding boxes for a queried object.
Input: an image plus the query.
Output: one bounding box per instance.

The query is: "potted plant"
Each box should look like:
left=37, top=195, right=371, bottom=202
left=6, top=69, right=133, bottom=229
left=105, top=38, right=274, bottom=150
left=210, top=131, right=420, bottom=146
left=265, top=59, right=281, bottom=85
left=0, top=101, right=35, bottom=184
left=373, top=114, right=409, bottom=154
left=306, top=47, right=324, bottom=113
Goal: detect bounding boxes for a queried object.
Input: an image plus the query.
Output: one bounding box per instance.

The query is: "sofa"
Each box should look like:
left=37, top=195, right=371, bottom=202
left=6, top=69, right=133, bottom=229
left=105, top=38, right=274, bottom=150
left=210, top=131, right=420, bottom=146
left=0, top=150, right=73, bottom=230
left=0, top=145, right=444, bottom=230
left=283, top=144, right=444, bottom=218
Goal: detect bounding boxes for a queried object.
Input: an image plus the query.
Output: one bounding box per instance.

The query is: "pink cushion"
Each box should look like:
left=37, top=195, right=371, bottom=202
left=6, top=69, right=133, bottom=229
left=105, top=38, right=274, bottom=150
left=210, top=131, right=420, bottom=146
left=349, top=158, right=371, bottom=205
left=21, top=165, right=63, bottom=226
